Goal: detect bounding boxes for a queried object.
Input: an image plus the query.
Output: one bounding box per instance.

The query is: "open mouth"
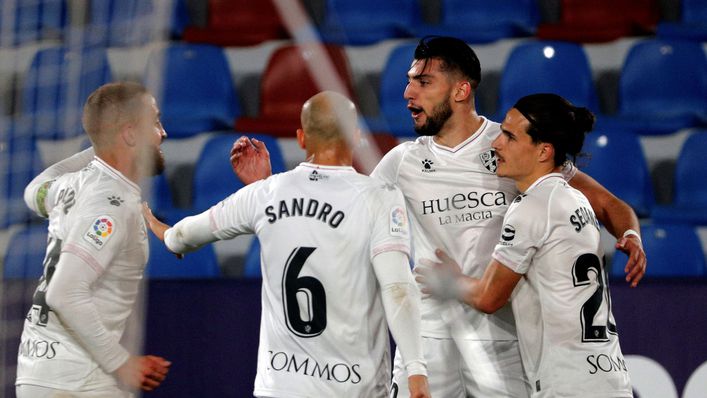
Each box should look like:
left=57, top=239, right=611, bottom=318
left=408, top=105, right=423, bottom=119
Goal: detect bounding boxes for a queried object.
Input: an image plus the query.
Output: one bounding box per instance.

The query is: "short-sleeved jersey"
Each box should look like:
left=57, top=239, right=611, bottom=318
left=492, top=174, right=632, bottom=397
left=16, top=158, right=148, bottom=391
left=371, top=118, right=519, bottom=339
left=209, top=162, right=410, bottom=398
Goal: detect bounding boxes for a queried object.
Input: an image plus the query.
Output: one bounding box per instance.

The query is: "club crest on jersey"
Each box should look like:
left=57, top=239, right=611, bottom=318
left=479, top=149, right=498, bottom=173
left=421, top=159, right=436, bottom=173
left=84, top=216, right=115, bottom=250
left=389, top=206, right=408, bottom=237
left=308, top=170, right=328, bottom=181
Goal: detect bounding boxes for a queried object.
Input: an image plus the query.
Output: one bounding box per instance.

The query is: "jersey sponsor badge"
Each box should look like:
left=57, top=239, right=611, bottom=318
left=389, top=206, right=408, bottom=237
left=83, top=216, right=115, bottom=250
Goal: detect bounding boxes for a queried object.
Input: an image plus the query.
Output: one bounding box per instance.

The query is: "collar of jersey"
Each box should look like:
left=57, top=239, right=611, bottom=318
left=92, top=156, right=141, bottom=194
left=524, top=172, right=564, bottom=193
left=299, top=162, right=356, bottom=172
left=430, top=116, right=489, bottom=154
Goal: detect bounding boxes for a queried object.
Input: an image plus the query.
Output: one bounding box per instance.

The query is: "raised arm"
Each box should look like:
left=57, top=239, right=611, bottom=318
left=230, top=136, right=273, bottom=185
left=372, top=251, right=430, bottom=398
left=24, top=147, right=95, bottom=217
left=569, top=171, right=646, bottom=287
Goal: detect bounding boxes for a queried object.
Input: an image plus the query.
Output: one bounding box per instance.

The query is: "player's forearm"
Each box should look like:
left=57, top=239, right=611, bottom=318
left=45, top=252, right=130, bottom=373
left=596, top=195, right=640, bottom=239
left=24, top=147, right=95, bottom=217
left=373, top=251, right=427, bottom=376
left=164, top=211, right=218, bottom=254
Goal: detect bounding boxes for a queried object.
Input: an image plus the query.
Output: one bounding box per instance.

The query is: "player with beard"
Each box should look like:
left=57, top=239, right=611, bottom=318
left=230, top=37, right=646, bottom=397
left=16, top=82, right=171, bottom=397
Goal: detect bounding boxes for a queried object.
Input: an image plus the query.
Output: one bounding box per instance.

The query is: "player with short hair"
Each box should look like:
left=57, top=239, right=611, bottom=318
left=231, top=36, right=646, bottom=397
left=16, top=82, right=171, bottom=397
left=143, top=91, right=430, bottom=398
left=417, top=93, right=633, bottom=397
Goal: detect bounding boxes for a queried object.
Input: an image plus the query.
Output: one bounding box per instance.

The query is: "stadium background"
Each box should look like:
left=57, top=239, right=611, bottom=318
left=0, top=0, right=706, bottom=396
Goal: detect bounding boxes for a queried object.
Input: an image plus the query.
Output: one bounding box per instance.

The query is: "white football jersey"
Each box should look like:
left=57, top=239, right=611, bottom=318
left=372, top=118, right=518, bottom=340
left=208, top=162, right=410, bottom=398
left=493, top=174, right=632, bottom=397
left=16, top=158, right=148, bottom=391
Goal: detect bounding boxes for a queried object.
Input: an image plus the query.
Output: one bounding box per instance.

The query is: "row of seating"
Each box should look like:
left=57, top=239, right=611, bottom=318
left=7, top=38, right=707, bottom=143
left=4, top=0, right=705, bottom=48
left=5, top=220, right=706, bottom=279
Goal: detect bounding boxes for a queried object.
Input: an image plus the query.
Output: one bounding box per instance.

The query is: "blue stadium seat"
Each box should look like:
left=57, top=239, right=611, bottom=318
left=611, top=223, right=706, bottom=278
left=318, top=0, right=419, bottom=45
left=657, top=0, right=707, bottom=42
left=1, top=120, right=43, bottom=228
left=598, top=39, right=707, bottom=135
left=243, top=238, right=262, bottom=278
left=0, top=0, right=66, bottom=46
left=366, top=43, right=417, bottom=137
left=21, top=46, right=112, bottom=140
left=3, top=224, right=48, bottom=280
left=579, top=129, right=654, bottom=217
left=145, top=44, right=240, bottom=138
left=87, top=0, right=153, bottom=46
left=652, top=130, right=707, bottom=224
left=193, top=133, right=286, bottom=212
left=418, top=0, right=539, bottom=43
left=146, top=236, right=220, bottom=278
left=497, top=41, right=599, bottom=119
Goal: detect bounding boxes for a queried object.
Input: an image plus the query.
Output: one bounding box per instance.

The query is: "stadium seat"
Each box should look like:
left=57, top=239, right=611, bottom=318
left=366, top=43, right=417, bottom=138
left=243, top=238, right=261, bottom=278
left=318, top=0, right=418, bottom=45
left=192, top=133, right=286, bottom=212
left=657, top=0, right=707, bottom=42
left=497, top=41, right=599, bottom=119
left=3, top=224, right=48, bottom=280
left=20, top=46, right=112, bottom=140
left=146, top=236, right=220, bottom=278
left=611, top=223, right=706, bottom=278
left=598, top=39, right=707, bottom=135
left=536, top=0, right=659, bottom=43
left=234, top=44, right=357, bottom=138
left=353, top=132, right=400, bottom=175
left=87, top=0, right=187, bottom=46
left=182, top=0, right=289, bottom=46
left=652, top=131, right=707, bottom=224
left=0, top=0, right=66, bottom=46
left=416, top=0, right=539, bottom=43
left=579, top=129, right=654, bottom=217
left=144, top=44, right=240, bottom=138
left=0, top=120, right=43, bottom=228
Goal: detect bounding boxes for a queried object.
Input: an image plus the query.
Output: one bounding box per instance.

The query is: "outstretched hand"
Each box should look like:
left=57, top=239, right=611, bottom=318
left=141, top=202, right=182, bottom=259
left=615, top=235, right=646, bottom=287
left=414, top=249, right=463, bottom=301
left=115, top=355, right=171, bottom=392
left=230, top=136, right=273, bottom=185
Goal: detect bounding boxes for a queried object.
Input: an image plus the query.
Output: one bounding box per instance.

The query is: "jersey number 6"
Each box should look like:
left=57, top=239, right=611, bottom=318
left=282, top=247, right=327, bottom=338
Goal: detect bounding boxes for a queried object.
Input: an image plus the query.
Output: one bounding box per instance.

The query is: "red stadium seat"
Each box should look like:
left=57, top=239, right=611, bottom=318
left=182, top=0, right=289, bottom=46
left=234, top=44, right=357, bottom=138
left=536, top=0, right=659, bottom=43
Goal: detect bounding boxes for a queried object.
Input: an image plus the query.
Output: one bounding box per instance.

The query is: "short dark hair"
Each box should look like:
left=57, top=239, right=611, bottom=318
left=513, top=93, right=595, bottom=166
left=414, top=36, right=481, bottom=86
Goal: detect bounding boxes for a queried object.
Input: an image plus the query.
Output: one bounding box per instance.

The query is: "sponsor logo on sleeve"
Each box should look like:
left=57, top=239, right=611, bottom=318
left=83, top=216, right=115, bottom=250
left=499, top=224, right=516, bottom=246
left=390, top=206, right=408, bottom=237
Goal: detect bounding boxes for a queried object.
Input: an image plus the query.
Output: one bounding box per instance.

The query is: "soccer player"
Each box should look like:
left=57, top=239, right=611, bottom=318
left=416, top=93, right=633, bottom=397
left=16, top=82, right=171, bottom=397
left=143, top=91, right=430, bottom=398
left=231, top=37, right=646, bottom=397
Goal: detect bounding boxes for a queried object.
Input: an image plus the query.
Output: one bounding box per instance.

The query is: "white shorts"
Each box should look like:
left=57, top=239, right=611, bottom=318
left=391, top=337, right=530, bottom=398
left=16, top=384, right=133, bottom=398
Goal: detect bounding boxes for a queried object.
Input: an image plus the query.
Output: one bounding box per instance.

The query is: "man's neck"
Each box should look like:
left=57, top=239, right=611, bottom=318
left=304, top=147, right=353, bottom=167
left=433, top=110, right=484, bottom=148
left=95, top=150, right=140, bottom=183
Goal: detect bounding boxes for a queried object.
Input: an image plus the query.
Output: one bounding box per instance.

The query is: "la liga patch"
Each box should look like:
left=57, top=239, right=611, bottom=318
left=389, top=206, right=408, bottom=237
left=83, top=215, right=115, bottom=250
